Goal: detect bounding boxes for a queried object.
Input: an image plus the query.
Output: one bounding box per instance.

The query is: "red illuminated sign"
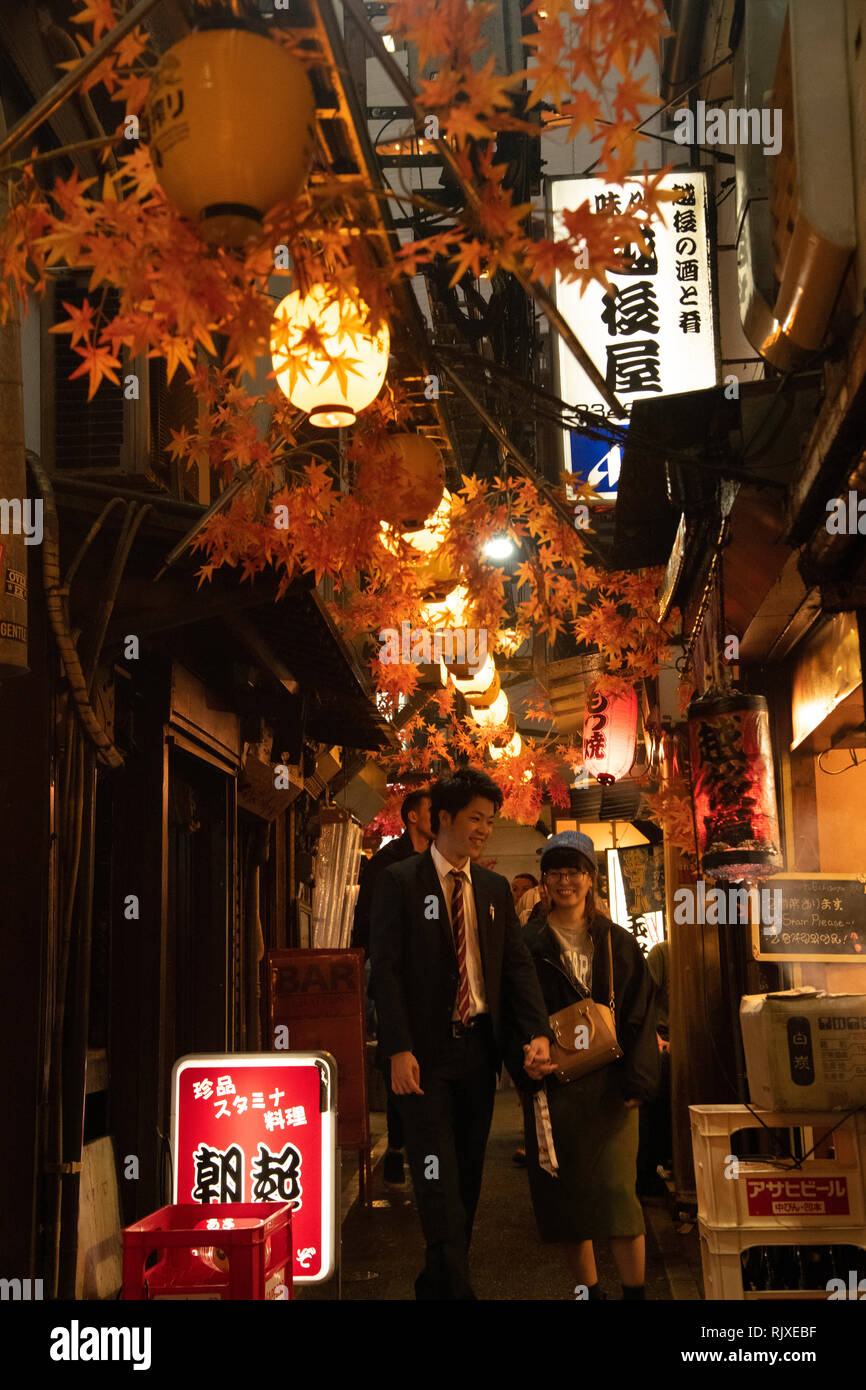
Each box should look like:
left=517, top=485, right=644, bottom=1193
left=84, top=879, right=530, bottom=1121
left=171, top=1053, right=337, bottom=1283
left=746, top=1176, right=850, bottom=1217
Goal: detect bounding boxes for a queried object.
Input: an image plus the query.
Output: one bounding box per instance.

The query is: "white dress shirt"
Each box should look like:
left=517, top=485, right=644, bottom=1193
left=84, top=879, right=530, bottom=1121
left=430, top=841, right=488, bottom=1018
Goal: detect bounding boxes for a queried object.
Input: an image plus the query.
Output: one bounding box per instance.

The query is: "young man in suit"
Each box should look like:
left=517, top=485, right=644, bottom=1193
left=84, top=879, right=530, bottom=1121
left=352, top=787, right=433, bottom=1188
left=370, top=766, right=555, bottom=1300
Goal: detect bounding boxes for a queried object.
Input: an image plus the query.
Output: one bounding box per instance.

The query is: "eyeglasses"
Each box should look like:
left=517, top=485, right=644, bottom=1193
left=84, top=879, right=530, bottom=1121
left=544, top=869, right=589, bottom=883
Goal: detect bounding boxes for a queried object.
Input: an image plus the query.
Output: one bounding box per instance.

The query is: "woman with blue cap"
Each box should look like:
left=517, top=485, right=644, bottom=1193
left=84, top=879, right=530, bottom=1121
left=503, top=830, right=660, bottom=1300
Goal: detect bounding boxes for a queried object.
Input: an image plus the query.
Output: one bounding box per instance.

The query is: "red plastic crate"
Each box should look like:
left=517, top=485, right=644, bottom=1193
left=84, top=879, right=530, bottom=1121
left=122, top=1203, right=293, bottom=1301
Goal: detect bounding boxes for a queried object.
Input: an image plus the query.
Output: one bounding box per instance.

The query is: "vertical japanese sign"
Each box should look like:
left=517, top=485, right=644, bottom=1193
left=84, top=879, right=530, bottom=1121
left=171, top=1053, right=337, bottom=1283
left=551, top=171, right=718, bottom=497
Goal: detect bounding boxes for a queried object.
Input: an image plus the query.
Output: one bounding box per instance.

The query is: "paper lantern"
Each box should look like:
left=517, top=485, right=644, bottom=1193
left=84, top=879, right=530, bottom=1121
left=489, top=729, right=522, bottom=760
left=381, top=495, right=459, bottom=599
left=582, top=679, right=637, bottom=785
left=688, top=691, right=783, bottom=880
left=146, top=22, right=316, bottom=245
left=448, top=654, right=497, bottom=700
left=422, top=581, right=468, bottom=629
left=471, top=689, right=509, bottom=728
left=271, top=285, right=390, bottom=427
left=360, top=435, right=445, bottom=530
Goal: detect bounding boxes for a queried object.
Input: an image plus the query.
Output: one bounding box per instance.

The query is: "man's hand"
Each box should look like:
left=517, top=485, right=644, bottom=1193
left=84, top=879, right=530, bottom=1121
left=523, top=1035, right=556, bottom=1080
left=623, top=1097, right=642, bottom=1108
left=390, top=1051, right=424, bottom=1095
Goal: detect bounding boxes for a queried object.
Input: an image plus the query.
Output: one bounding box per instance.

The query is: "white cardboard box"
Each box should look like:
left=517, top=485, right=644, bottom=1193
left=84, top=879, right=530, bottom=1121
left=740, top=989, right=866, bottom=1110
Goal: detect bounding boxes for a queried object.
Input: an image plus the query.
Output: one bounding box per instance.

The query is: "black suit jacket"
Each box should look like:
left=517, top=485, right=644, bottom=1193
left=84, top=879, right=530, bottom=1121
left=352, top=831, right=417, bottom=954
left=369, top=846, right=553, bottom=1068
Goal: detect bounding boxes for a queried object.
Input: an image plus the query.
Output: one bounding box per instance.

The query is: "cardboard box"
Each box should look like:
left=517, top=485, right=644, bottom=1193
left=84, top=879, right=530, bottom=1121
left=740, top=988, right=866, bottom=1110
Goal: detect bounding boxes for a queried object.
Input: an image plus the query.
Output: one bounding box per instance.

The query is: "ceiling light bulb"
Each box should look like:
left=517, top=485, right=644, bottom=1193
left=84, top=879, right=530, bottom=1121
left=483, top=535, right=515, bottom=561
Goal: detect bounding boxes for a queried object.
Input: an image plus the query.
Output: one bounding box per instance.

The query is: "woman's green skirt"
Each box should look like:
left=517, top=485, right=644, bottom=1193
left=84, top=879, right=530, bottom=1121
left=522, top=1066, right=644, bottom=1242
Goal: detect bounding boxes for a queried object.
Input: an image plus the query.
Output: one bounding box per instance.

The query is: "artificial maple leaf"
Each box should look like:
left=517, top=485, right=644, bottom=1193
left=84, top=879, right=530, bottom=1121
left=49, top=298, right=97, bottom=347
left=71, top=0, right=118, bottom=43
left=68, top=340, right=122, bottom=400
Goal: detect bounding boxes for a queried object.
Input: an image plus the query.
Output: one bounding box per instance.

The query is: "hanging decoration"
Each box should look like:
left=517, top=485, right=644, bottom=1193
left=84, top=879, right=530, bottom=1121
left=687, top=690, right=783, bottom=880
left=271, top=285, right=390, bottom=427
left=145, top=20, right=316, bottom=246
left=358, top=434, right=445, bottom=531
left=447, top=653, right=497, bottom=700
left=582, top=679, right=637, bottom=785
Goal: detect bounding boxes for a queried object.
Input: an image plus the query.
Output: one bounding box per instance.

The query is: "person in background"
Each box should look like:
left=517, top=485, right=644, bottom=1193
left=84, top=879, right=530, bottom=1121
left=511, top=872, right=538, bottom=907
left=504, top=831, right=659, bottom=1301
left=637, top=938, right=672, bottom=1195
left=518, top=879, right=550, bottom=926
left=353, top=788, right=433, bottom=1188
left=370, top=766, right=554, bottom=1299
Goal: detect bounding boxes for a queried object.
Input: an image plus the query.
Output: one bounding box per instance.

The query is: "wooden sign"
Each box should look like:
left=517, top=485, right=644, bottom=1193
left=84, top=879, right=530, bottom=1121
left=751, top=873, right=866, bottom=962
left=267, top=949, right=369, bottom=1152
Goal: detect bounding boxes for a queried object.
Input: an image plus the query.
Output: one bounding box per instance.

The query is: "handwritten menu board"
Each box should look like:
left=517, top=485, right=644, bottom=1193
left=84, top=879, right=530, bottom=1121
left=751, top=873, right=866, bottom=962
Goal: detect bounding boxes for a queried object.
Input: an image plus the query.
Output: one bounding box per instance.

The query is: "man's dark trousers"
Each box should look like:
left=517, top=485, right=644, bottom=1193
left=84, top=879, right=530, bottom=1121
left=391, top=1017, right=497, bottom=1300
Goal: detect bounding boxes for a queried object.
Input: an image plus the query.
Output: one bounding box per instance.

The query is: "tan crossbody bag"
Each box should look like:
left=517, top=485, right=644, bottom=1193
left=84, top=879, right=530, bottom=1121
left=548, top=931, right=623, bottom=1083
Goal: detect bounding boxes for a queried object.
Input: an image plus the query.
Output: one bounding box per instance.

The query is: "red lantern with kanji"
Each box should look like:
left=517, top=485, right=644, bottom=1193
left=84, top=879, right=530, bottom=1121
left=582, top=680, right=637, bottom=784
left=687, top=690, right=783, bottom=880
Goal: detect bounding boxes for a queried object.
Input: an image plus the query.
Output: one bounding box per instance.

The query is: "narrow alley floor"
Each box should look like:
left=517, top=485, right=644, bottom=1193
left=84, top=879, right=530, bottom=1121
left=301, top=1091, right=704, bottom=1301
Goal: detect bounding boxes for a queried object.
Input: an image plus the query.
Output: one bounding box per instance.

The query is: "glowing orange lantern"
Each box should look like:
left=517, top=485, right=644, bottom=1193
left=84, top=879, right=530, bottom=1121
left=688, top=691, right=783, bottom=880
left=359, top=435, right=445, bottom=530
left=271, top=285, right=390, bottom=427
left=471, top=688, right=509, bottom=728
left=146, top=21, right=316, bottom=245
left=582, top=679, right=637, bottom=784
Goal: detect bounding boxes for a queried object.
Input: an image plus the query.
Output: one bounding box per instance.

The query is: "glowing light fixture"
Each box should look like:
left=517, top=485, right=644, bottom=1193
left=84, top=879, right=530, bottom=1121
left=271, top=284, right=390, bottom=427
left=483, top=534, right=515, bottom=561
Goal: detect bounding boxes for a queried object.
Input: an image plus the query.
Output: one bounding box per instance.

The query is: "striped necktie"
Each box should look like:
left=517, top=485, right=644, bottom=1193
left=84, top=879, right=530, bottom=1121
left=449, top=869, right=472, bottom=1025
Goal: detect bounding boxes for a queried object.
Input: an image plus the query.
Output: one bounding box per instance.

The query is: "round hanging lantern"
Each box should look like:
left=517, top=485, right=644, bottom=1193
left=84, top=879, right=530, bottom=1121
left=687, top=690, right=783, bottom=880
left=447, top=653, right=497, bottom=700
left=582, top=679, right=637, bottom=785
left=457, top=668, right=501, bottom=709
left=489, top=729, right=522, bottom=760
left=382, top=494, right=458, bottom=599
left=145, top=21, right=316, bottom=245
left=359, top=435, right=445, bottom=530
left=471, top=688, right=509, bottom=728
left=271, top=285, right=390, bottom=427
left=422, top=581, right=468, bottom=629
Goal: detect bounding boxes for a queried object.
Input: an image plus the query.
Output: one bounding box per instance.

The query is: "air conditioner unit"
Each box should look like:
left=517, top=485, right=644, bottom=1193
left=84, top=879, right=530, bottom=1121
left=42, top=271, right=202, bottom=496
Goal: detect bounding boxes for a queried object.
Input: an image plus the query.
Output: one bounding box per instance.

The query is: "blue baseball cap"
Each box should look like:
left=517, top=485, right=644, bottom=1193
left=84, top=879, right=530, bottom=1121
left=539, top=831, right=598, bottom=874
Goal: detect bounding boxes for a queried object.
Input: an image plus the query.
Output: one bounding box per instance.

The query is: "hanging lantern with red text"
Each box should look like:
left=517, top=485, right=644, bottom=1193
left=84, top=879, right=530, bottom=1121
left=582, top=680, right=637, bottom=785
left=687, top=690, right=783, bottom=880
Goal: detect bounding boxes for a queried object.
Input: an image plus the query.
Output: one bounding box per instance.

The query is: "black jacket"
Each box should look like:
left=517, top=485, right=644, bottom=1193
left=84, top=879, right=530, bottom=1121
left=352, top=831, right=418, bottom=954
left=503, top=914, right=660, bottom=1103
left=369, top=846, right=554, bottom=1068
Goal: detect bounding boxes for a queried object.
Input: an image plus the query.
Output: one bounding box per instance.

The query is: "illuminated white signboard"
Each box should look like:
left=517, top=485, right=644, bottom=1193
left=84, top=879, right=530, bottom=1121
left=552, top=171, right=718, bottom=497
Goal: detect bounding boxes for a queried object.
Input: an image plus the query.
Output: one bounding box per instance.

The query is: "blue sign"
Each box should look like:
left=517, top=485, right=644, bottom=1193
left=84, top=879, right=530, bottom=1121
left=569, top=430, right=621, bottom=499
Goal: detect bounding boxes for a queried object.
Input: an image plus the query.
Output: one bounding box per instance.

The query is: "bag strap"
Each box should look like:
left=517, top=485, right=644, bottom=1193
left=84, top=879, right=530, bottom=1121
left=607, top=929, right=616, bottom=1017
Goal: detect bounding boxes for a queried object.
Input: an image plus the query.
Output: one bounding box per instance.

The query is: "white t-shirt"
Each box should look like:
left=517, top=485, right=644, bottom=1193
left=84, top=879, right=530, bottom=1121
left=550, top=921, right=593, bottom=994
